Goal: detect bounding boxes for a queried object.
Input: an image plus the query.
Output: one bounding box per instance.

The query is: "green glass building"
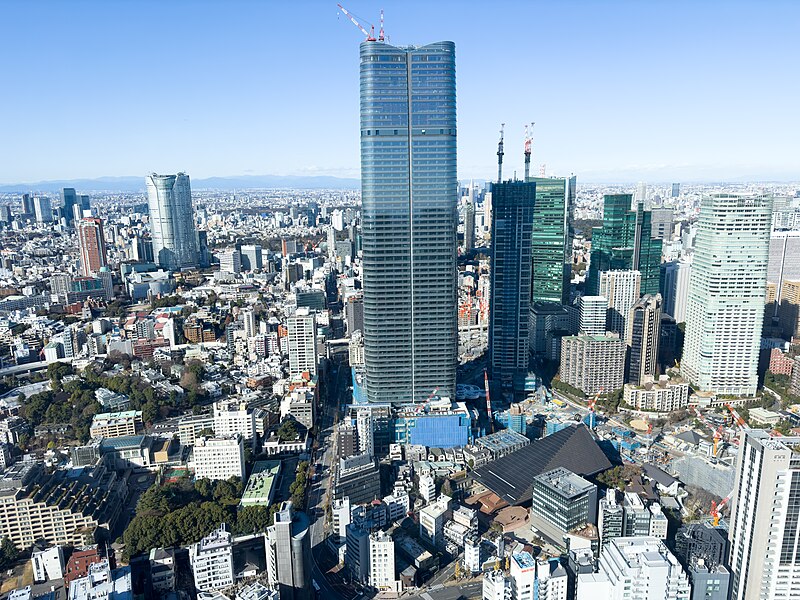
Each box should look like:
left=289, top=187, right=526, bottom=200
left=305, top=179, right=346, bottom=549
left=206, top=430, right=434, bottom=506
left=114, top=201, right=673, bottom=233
left=526, top=176, right=576, bottom=304
left=588, top=194, right=662, bottom=296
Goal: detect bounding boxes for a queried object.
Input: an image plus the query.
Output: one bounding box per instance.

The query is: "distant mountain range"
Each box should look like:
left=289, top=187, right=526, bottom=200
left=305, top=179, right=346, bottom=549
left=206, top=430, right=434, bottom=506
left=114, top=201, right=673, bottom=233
left=0, top=174, right=361, bottom=193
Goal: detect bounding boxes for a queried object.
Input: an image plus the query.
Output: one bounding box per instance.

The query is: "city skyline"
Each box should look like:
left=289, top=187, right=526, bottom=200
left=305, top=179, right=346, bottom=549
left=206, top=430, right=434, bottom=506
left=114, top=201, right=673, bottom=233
left=1, top=1, right=799, bottom=184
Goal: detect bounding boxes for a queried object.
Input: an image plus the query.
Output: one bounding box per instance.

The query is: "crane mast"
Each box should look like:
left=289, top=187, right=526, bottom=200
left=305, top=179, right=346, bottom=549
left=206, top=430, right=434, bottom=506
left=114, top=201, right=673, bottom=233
left=523, top=122, right=534, bottom=181
left=337, top=4, right=377, bottom=41
left=496, top=123, right=505, bottom=183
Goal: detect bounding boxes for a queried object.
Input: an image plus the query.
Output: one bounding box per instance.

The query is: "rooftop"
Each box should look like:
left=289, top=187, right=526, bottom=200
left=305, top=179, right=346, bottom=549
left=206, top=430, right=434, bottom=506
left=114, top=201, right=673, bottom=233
left=240, top=460, right=281, bottom=506
left=534, top=467, right=595, bottom=498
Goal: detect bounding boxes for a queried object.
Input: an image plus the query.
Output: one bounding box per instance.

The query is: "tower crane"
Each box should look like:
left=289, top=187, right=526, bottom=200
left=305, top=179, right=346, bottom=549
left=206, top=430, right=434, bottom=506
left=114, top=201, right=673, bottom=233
left=523, top=122, right=534, bottom=181
left=496, top=124, right=505, bottom=183
left=710, top=491, right=734, bottom=527
left=337, top=4, right=383, bottom=42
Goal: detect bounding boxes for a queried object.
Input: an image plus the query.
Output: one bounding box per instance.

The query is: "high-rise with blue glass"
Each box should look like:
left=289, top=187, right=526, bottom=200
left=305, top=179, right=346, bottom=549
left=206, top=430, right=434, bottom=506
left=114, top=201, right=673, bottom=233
left=359, top=40, right=458, bottom=404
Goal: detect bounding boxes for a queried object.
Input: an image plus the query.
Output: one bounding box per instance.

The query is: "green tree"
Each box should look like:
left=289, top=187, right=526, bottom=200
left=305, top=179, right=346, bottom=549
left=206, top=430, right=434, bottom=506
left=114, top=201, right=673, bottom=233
left=0, top=537, right=19, bottom=569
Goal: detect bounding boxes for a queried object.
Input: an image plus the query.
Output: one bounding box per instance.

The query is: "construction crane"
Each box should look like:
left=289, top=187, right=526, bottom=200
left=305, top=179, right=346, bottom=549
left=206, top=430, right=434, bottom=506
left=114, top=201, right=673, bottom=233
left=710, top=491, right=733, bottom=527
left=587, top=391, right=600, bottom=429
left=496, top=124, right=505, bottom=183
left=337, top=4, right=382, bottom=41
left=484, top=369, right=494, bottom=433
left=692, top=406, right=726, bottom=456
left=726, top=403, right=748, bottom=429
left=539, top=163, right=546, bottom=177
left=523, top=122, right=534, bottom=181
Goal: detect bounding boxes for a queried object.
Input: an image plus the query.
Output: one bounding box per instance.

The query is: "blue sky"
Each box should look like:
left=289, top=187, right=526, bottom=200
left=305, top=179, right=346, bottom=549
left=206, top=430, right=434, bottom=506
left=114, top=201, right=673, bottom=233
left=1, top=0, right=797, bottom=183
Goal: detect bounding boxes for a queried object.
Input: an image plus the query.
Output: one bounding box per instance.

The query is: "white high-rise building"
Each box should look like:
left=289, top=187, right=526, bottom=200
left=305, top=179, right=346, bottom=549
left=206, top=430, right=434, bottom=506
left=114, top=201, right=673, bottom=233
left=219, top=249, right=241, bottom=274
left=579, top=295, right=608, bottom=336
left=145, top=173, right=199, bottom=271
left=682, top=193, right=772, bottom=396
left=189, top=524, right=234, bottom=592
left=660, top=259, right=691, bottom=323
left=243, top=310, right=258, bottom=339
left=34, top=196, right=53, bottom=223
left=599, top=270, right=641, bottom=339
left=368, top=530, right=398, bottom=591
left=287, top=308, right=317, bottom=377
left=728, top=430, right=800, bottom=599
left=192, top=435, right=245, bottom=481
left=577, top=537, right=690, bottom=600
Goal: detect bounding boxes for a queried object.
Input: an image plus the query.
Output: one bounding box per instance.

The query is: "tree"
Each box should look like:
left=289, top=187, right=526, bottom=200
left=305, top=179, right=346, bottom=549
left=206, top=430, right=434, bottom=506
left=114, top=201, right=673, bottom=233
left=0, top=537, right=18, bottom=569
left=277, top=419, right=298, bottom=442
left=234, top=506, right=272, bottom=535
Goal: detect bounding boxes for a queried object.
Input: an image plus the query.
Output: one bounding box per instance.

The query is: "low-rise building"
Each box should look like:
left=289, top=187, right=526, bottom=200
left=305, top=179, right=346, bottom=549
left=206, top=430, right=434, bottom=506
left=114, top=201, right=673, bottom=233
left=89, top=410, right=143, bottom=439
left=530, top=468, right=597, bottom=547
left=178, top=415, right=215, bottom=447
left=623, top=376, right=690, bottom=412
left=69, top=561, right=132, bottom=600
left=420, top=496, right=451, bottom=549
left=240, top=460, right=281, bottom=507
left=31, top=545, right=64, bottom=583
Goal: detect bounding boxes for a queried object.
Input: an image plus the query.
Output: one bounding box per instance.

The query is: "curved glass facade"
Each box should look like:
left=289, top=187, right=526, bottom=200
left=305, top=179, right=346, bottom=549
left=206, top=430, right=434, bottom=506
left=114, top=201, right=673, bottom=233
left=360, top=41, right=458, bottom=404
left=145, top=173, right=199, bottom=271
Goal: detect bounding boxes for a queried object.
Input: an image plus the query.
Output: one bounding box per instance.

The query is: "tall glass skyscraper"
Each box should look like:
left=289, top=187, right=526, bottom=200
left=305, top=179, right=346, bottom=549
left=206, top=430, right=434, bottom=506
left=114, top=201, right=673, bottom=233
left=489, top=181, right=535, bottom=389
left=145, top=173, right=200, bottom=271
left=681, top=193, right=772, bottom=397
left=360, top=40, right=457, bottom=404
left=588, top=194, right=662, bottom=296
left=526, top=176, right=576, bottom=304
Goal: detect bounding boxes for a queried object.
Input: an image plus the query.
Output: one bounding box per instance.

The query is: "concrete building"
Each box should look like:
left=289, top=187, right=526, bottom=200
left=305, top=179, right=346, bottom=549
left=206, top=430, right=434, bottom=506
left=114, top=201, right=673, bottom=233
left=530, top=468, right=597, bottom=546
left=333, top=453, right=380, bottom=505
left=145, top=172, right=199, bottom=270
left=728, top=430, right=800, bottom=599
left=240, top=244, right=263, bottom=272
left=579, top=296, right=608, bottom=336
left=682, top=194, right=772, bottom=396
left=420, top=496, right=451, bottom=549
left=483, top=570, right=512, bottom=600
left=598, top=494, right=623, bottom=553
left=626, top=294, right=662, bottom=386
left=31, top=545, right=64, bottom=583
left=219, top=249, right=241, bottom=274
left=599, top=270, right=641, bottom=339
left=332, top=497, right=351, bottom=543
left=623, top=376, right=689, bottom=412
left=560, top=335, right=626, bottom=395
left=34, top=196, right=53, bottom=223
left=577, top=537, right=690, bottom=599
left=189, top=524, right=234, bottom=592
left=89, top=410, right=142, bottom=439
left=213, top=399, right=257, bottom=445
left=77, top=217, right=108, bottom=277
left=69, top=561, right=132, bottom=600
left=287, top=308, right=317, bottom=377
left=369, top=530, right=398, bottom=591
left=177, top=415, right=214, bottom=447
left=660, top=259, right=691, bottom=323
left=265, top=501, right=311, bottom=600
left=345, top=524, right=370, bottom=583
left=192, top=436, right=245, bottom=482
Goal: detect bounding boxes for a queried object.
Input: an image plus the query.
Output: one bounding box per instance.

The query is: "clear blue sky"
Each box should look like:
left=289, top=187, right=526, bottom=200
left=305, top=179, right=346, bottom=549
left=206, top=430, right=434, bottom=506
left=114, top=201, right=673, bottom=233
left=1, top=0, right=797, bottom=183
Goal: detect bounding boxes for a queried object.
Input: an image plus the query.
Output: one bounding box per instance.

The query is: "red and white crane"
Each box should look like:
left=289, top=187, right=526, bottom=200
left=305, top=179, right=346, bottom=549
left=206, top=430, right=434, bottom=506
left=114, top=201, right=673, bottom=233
left=710, top=491, right=734, bottom=527
left=523, top=122, right=534, bottom=181
left=337, top=4, right=384, bottom=42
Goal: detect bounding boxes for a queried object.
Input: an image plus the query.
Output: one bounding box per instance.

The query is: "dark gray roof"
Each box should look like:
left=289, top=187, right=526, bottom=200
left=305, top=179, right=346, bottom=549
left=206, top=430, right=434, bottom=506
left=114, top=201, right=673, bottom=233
left=472, top=424, right=612, bottom=505
left=643, top=463, right=680, bottom=488
left=675, top=430, right=704, bottom=445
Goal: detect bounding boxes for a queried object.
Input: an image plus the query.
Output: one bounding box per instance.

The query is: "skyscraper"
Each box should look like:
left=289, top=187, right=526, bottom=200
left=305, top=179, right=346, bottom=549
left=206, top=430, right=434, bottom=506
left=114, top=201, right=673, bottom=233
left=588, top=195, right=662, bottom=296
left=61, top=188, right=78, bottom=226
left=728, top=430, right=800, bottom=599
left=287, top=308, right=317, bottom=378
left=526, top=176, right=576, bottom=304
left=145, top=173, right=199, bottom=271
left=599, top=270, right=641, bottom=339
left=626, top=294, right=662, bottom=386
left=359, top=40, right=457, bottom=404
left=21, top=193, right=34, bottom=216
left=33, top=196, right=52, bottom=223
left=77, top=217, right=108, bottom=277
left=681, top=193, right=772, bottom=396
left=659, top=259, right=691, bottom=323
left=489, top=181, right=535, bottom=388
left=579, top=295, right=608, bottom=336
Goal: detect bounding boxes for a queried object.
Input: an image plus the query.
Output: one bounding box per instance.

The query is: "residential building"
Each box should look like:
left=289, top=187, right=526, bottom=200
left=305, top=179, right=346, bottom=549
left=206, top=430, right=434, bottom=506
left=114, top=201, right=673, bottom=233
left=530, top=467, right=597, bottom=546
left=599, top=270, right=641, bottom=338
left=77, top=218, right=108, bottom=277
left=369, top=530, right=398, bottom=591
left=145, top=172, right=199, bottom=270
left=89, top=411, right=142, bottom=439
left=69, top=561, right=132, bottom=600
left=598, top=494, right=623, bottom=553
left=623, top=376, right=689, bottom=412
left=332, top=497, right=351, bottom=543
left=682, top=194, right=772, bottom=396
left=526, top=176, right=576, bottom=305
left=489, top=180, right=535, bottom=389
left=626, top=294, right=662, bottom=386
left=579, top=295, right=607, bottom=336
left=177, top=415, right=214, bottom=447
left=660, top=259, right=691, bottom=323
left=560, top=335, right=626, bottom=395
left=728, top=430, right=800, bottom=599
left=287, top=308, right=317, bottom=377
left=588, top=195, right=662, bottom=296
left=483, top=570, right=512, bottom=600
left=360, top=40, right=457, bottom=404
left=219, top=249, right=241, bottom=274
left=213, top=399, right=257, bottom=444
left=420, top=495, right=451, bottom=549
left=265, top=501, right=311, bottom=600
left=577, top=537, right=690, bottom=599
left=31, top=545, right=65, bottom=583
left=189, top=524, right=234, bottom=592
left=192, top=436, right=245, bottom=482
left=345, top=524, right=370, bottom=583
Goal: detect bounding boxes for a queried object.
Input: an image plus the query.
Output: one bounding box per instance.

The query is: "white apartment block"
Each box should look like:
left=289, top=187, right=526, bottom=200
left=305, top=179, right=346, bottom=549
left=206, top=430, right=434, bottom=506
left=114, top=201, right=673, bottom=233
left=577, top=537, right=690, bottom=600
left=369, top=530, right=398, bottom=591
left=193, top=435, right=245, bottom=481
left=579, top=295, right=608, bottom=336
left=420, top=495, right=451, bottom=549
left=599, top=270, right=641, bottom=339
left=560, top=334, right=626, bottom=395
left=213, top=399, right=257, bottom=443
left=623, top=378, right=689, bottom=412
left=189, top=524, right=234, bottom=592
left=287, top=309, right=317, bottom=377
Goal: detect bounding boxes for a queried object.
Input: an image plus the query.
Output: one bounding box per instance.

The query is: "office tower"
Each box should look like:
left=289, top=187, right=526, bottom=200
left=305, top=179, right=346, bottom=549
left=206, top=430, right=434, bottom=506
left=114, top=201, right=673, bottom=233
left=145, top=172, right=199, bottom=270
left=529, top=467, right=597, bottom=545
left=242, top=309, right=257, bottom=339
left=240, top=244, right=263, bottom=271
left=682, top=193, right=772, bottom=396
left=34, top=196, right=53, bottom=223
left=463, top=201, right=475, bottom=251
left=526, top=176, right=576, bottom=305
left=588, top=194, right=662, bottom=296
left=489, top=181, right=535, bottom=388
left=77, top=217, right=108, bottom=277
left=192, top=435, right=245, bottom=481
left=579, top=295, right=608, bottom=336
left=577, top=537, right=690, bottom=599
left=649, top=207, right=674, bottom=241
left=61, top=188, right=78, bottom=226
left=729, top=430, right=800, bottom=599
left=265, top=501, right=311, bottom=600
left=287, top=308, right=317, bottom=377
left=21, top=193, right=34, bottom=215
left=636, top=181, right=648, bottom=209
left=671, top=183, right=680, bottom=198
left=189, top=524, right=234, bottom=592
left=0, top=206, right=10, bottom=224
left=345, top=294, right=365, bottom=335
left=767, top=230, right=800, bottom=303
left=626, top=294, right=662, bottom=385
left=560, top=334, right=626, bottom=395
left=218, top=249, right=241, bottom=274
left=359, top=40, right=457, bottom=404
left=331, top=209, right=345, bottom=231
left=778, top=279, right=800, bottom=340
left=598, top=494, right=623, bottom=553
left=599, top=270, right=641, bottom=338
left=660, top=259, right=691, bottom=323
